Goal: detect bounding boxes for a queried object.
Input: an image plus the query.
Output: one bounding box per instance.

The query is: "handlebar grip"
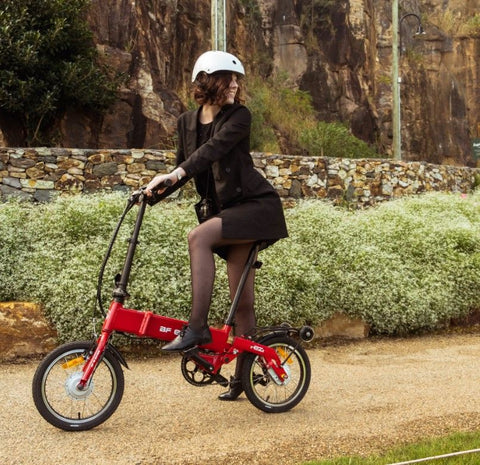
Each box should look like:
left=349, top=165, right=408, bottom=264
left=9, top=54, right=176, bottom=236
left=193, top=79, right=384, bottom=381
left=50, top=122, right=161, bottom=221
left=150, top=177, right=173, bottom=195
left=130, top=177, right=174, bottom=204
left=143, top=176, right=175, bottom=206
left=158, top=178, right=173, bottom=189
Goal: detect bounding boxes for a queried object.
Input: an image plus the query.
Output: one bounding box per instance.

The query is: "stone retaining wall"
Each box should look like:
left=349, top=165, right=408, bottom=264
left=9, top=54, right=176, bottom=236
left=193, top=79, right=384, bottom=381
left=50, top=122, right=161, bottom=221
left=0, top=148, right=479, bottom=207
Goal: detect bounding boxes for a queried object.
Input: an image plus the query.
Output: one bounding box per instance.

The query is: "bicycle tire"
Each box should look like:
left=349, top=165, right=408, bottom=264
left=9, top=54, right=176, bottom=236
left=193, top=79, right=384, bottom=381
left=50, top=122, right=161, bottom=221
left=32, top=340, right=124, bottom=431
left=242, top=335, right=311, bottom=413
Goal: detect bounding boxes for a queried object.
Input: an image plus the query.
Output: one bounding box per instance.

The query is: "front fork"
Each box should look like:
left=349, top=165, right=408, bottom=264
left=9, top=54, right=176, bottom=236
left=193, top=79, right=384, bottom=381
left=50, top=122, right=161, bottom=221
left=77, top=330, right=128, bottom=389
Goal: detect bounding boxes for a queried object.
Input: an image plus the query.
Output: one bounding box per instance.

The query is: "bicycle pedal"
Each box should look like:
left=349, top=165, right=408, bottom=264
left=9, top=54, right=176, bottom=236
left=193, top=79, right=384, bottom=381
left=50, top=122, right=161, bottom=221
left=183, top=349, right=214, bottom=373
left=213, top=374, right=229, bottom=387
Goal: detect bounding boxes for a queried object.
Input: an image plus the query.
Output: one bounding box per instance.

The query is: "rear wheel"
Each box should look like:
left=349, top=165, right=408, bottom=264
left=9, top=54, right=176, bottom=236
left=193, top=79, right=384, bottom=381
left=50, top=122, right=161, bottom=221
left=242, top=335, right=311, bottom=413
left=32, top=341, right=124, bottom=431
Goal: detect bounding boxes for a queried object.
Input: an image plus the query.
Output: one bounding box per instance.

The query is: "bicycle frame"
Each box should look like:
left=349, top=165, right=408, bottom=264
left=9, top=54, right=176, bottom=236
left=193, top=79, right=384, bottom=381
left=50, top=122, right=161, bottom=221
left=78, top=190, right=288, bottom=389
left=32, top=187, right=314, bottom=429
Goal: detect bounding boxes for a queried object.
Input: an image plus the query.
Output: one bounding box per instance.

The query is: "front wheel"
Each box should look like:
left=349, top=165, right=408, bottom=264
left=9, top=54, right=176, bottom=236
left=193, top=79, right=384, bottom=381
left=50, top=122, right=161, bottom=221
left=32, top=341, right=124, bottom=431
left=242, top=335, right=311, bottom=413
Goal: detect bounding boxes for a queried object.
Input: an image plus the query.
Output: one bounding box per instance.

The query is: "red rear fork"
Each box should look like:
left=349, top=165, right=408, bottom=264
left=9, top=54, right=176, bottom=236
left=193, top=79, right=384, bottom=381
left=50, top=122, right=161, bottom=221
left=231, top=336, right=288, bottom=382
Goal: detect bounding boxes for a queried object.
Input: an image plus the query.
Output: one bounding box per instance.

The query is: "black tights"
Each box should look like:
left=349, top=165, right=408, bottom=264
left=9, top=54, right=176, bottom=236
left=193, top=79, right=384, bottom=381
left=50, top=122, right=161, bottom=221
left=187, top=217, right=256, bottom=338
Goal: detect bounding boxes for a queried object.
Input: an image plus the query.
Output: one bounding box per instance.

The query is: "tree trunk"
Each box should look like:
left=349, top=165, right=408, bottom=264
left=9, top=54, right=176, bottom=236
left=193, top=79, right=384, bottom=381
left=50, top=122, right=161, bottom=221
left=0, top=112, right=26, bottom=147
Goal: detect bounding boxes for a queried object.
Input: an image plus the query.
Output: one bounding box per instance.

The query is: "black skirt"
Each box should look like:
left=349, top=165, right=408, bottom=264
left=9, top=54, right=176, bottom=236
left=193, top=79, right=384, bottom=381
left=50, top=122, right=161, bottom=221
left=212, top=193, right=288, bottom=260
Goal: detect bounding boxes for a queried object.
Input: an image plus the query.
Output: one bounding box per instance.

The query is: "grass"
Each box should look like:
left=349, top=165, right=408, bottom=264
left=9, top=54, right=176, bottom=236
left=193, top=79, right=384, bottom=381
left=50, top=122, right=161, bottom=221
left=302, top=431, right=480, bottom=464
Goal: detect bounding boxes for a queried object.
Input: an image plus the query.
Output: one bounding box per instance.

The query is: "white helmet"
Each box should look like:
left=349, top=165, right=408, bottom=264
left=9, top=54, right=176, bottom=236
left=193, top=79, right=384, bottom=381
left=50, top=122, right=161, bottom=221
left=192, top=51, right=245, bottom=82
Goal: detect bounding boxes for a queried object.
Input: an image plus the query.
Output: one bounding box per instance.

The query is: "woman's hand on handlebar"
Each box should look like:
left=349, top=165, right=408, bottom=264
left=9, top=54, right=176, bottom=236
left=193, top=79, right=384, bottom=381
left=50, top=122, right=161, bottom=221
left=145, top=168, right=185, bottom=197
left=145, top=174, right=172, bottom=197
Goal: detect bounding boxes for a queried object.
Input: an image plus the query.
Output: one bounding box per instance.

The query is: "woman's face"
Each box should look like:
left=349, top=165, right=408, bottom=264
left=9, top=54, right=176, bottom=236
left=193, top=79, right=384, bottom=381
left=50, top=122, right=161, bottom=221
left=222, top=73, right=239, bottom=105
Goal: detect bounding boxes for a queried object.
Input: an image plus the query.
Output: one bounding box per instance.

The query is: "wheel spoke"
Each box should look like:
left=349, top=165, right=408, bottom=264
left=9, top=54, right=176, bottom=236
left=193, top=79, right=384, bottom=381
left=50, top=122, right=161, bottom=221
left=32, top=341, right=124, bottom=431
left=242, top=336, right=311, bottom=413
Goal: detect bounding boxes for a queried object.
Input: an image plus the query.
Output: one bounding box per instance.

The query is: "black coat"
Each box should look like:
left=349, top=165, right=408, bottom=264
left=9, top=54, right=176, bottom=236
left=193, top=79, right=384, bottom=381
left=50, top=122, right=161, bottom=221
left=151, top=103, right=288, bottom=248
left=177, top=104, right=275, bottom=209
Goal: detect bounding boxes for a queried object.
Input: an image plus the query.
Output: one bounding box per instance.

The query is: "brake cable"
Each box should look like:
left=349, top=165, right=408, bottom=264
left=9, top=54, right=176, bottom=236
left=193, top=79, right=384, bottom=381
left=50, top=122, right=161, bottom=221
left=96, top=191, right=141, bottom=318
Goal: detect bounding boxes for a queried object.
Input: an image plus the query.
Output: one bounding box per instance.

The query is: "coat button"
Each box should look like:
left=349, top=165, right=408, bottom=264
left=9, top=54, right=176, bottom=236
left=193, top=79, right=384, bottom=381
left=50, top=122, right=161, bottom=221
left=225, top=167, right=231, bottom=173
left=236, top=187, right=242, bottom=193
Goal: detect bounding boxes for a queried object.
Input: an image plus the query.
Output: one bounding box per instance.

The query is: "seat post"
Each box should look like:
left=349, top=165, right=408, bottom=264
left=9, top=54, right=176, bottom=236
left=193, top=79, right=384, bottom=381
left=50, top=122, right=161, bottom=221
left=224, top=242, right=263, bottom=327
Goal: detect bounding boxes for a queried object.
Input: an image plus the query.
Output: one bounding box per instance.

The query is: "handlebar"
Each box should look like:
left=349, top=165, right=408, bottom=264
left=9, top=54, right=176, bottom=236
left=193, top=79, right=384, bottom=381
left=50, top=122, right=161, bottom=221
left=128, top=178, right=173, bottom=204
left=97, top=177, right=174, bottom=316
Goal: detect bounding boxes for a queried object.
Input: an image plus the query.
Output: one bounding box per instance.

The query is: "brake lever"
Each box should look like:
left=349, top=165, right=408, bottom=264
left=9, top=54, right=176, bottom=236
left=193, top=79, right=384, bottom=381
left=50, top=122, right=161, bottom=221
left=128, top=188, right=145, bottom=204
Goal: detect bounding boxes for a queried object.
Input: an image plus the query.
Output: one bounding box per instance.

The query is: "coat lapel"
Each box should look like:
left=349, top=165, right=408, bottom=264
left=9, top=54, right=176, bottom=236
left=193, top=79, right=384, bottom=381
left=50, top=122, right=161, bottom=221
left=184, top=104, right=241, bottom=157
left=184, top=108, right=200, bottom=157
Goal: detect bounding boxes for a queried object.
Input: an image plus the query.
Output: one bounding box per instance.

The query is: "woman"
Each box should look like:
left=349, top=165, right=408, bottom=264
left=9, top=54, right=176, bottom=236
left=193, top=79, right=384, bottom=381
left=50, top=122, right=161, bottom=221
left=145, top=50, right=288, bottom=400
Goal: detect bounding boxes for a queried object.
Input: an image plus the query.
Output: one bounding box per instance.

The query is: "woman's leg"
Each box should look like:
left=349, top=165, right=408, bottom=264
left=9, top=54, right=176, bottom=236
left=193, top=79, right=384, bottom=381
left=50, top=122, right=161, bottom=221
left=186, top=217, right=223, bottom=331
left=218, top=243, right=257, bottom=400
left=163, top=217, right=254, bottom=351
left=188, top=218, right=256, bottom=332
left=226, top=243, right=257, bottom=337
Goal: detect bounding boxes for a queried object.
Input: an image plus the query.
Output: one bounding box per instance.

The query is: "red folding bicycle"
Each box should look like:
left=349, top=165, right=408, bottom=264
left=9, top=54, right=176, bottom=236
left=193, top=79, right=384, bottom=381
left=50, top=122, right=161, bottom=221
left=32, top=185, right=314, bottom=431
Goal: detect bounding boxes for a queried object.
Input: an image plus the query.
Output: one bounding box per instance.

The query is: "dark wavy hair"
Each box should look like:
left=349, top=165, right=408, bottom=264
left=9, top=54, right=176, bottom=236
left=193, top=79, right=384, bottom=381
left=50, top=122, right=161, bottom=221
left=193, top=71, right=244, bottom=106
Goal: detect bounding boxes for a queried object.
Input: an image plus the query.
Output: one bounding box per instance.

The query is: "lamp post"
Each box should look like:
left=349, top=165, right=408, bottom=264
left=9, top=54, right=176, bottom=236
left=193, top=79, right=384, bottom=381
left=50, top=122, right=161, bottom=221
left=211, top=0, right=226, bottom=51
left=392, top=0, right=401, bottom=160
left=399, top=13, right=425, bottom=54
left=392, top=4, right=424, bottom=161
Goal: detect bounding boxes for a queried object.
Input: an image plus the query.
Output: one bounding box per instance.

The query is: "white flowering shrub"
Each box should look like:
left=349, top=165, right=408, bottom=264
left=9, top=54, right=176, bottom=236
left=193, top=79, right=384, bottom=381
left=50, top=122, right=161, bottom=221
left=286, top=192, right=480, bottom=334
left=1, top=190, right=480, bottom=342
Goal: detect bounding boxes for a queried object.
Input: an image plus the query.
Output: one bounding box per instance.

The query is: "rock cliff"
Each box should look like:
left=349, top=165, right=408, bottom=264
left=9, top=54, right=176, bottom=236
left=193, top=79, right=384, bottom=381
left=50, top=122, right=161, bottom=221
left=2, top=0, right=478, bottom=166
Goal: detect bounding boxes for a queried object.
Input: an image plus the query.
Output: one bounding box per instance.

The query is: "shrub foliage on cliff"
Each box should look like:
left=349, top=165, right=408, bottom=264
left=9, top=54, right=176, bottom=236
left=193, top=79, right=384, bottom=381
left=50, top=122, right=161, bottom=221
left=248, top=74, right=380, bottom=158
left=0, top=0, right=119, bottom=146
left=1, top=191, right=480, bottom=342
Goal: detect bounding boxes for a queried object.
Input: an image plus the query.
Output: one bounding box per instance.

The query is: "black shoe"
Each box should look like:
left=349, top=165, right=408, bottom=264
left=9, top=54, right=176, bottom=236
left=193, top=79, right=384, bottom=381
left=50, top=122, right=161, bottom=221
left=162, top=326, right=211, bottom=352
left=218, top=378, right=243, bottom=401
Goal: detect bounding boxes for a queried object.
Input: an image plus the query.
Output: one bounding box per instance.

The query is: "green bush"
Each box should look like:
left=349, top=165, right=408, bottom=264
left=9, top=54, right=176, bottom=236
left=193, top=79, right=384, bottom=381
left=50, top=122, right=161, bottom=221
left=247, top=80, right=280, bottom=153
left=0, top=0, right=120, bottom=145
left=299, top=121, right=381, bottom=159
left=1, top=191, right=480, bottom=342
left=247, top=73, right=316, bottom=153
left=462, top=13, right=480, bottom=35
left=246, top=75, right=381, bottom=158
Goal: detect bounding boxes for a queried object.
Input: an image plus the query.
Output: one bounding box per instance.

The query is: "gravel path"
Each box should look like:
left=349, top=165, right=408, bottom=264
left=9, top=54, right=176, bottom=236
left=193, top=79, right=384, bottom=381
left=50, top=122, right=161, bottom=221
left=2, top=332, right=480, bottom=465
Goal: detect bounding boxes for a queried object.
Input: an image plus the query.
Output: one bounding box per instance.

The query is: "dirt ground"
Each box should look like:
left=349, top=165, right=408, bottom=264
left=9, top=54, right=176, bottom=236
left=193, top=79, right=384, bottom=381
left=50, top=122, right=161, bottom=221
left=2, top=331, right=480, bottom=465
